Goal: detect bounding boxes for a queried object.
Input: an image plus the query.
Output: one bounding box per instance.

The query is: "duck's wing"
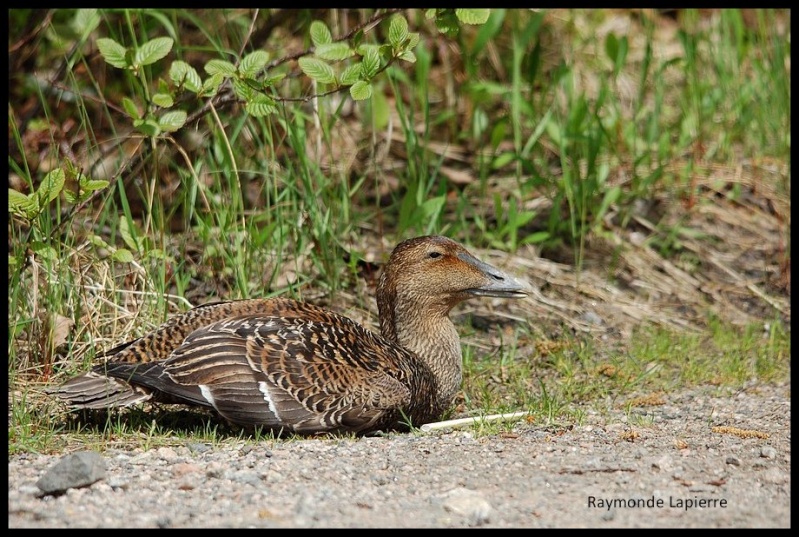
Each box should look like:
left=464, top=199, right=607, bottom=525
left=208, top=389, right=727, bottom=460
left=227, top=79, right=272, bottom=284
left=159, top=314, right=415, bottom=434
left=49, top=298, right=363, bottom=411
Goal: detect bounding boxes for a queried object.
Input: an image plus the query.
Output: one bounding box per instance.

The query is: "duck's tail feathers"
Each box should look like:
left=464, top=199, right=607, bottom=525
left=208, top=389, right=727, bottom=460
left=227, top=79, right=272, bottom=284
left=47, top=370, right=152, bottom=409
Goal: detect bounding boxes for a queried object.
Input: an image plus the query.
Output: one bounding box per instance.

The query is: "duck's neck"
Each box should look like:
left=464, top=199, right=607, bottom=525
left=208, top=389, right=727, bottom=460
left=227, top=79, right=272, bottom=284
left=378, top=287, right=464, bottom=410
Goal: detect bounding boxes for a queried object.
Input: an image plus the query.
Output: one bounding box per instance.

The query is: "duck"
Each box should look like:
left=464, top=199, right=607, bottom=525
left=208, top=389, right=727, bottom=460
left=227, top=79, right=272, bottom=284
left=50, top=235, right=530, bottom=435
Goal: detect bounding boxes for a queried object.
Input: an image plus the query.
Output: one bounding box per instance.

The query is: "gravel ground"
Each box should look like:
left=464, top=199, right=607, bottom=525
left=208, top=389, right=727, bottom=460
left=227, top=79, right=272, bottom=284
left=8, top=382, right=790, bottom=528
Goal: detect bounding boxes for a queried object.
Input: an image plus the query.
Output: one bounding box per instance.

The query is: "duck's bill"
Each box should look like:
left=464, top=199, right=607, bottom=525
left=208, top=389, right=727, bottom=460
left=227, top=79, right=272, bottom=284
left=466, top=288, right=529, bottom=299
left=458, top=252, right=531, bottom=299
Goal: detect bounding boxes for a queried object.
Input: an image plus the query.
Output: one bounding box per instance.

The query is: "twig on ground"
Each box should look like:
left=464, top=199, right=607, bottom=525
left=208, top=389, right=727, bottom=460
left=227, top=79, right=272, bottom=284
left=420, top=411, right=530, bottom=432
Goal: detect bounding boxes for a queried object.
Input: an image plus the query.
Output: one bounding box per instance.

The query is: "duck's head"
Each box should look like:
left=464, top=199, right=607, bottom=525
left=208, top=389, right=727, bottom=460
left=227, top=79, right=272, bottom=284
left=377, top=235, right=530, bottom=319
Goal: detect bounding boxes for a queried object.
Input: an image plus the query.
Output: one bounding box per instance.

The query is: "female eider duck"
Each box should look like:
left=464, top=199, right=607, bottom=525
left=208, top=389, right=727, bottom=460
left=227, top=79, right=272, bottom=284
left=51, top=235, right=529, bottom=434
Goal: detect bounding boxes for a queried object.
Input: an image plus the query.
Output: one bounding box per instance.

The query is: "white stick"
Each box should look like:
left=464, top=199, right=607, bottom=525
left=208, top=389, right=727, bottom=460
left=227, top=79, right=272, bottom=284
left=420, top=411, right=530, bottom=432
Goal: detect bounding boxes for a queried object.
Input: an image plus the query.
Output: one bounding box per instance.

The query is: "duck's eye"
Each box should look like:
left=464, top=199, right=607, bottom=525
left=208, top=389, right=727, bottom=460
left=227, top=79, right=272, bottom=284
left=428, top=251, right=442, bottom=259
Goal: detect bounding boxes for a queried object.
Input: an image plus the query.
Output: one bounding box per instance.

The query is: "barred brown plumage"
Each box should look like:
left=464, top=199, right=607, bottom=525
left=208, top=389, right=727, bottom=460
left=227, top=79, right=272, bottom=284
left=49, top=235, right=530, bottom=434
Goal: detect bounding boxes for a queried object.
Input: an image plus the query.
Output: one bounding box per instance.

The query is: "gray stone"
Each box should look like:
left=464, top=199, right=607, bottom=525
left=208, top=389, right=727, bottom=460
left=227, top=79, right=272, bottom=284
left=438, top=487, right=494, bottom=527
left=35, top=451, right=106, bottom=495
left=187, top=442, right=212, bottom=454
left=760, top=446, right=777, bottom=459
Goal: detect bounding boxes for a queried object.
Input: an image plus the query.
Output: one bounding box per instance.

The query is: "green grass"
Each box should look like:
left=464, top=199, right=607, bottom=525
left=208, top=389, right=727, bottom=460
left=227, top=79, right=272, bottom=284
left=8, top=9, right=790, bottom=453
left=459, top=315, right=790, bottom=435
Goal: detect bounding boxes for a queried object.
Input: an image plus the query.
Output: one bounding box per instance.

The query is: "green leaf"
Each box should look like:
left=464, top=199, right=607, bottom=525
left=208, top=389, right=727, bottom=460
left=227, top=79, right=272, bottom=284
left=389, top=15, right=409, bottom=47
left=492, top=152, right=517, bottom=169
left=314, top=42, right=354, bottom=61
left=356, top=43, right=379, bottom=55
left=298, top=57, right=336, bottom=85
left=605, top=33, right=619, bottom=65
left=455, top=9, right=490, bottom=24
left=245, top=95, right=277, bottom=117
left=231, top=78, right=253, bottom=100
left=31, top=243, right=58, bottom=261
left=133, top=117, right=161, bottom=137
left=112, top=248, right=134, bottom=263
left=399, top=50, right=416, bottom=63
left=185, top=70, right=203, bottom=93
left=310, top=21, right=333, bottom=46
left=96, top=37, right=129, bottom=69
left=72, top=9, right=100, bottom=38
left=169, top=60, right=188, bottom=80
left=184, top=74, right=203, bottom=95
left=205, top=59, right=237, bottom=77
left=595, top=185, right=621, bottom=227
left=524, top=231, right=551, bottom=245
left=170, top=61, right=202, bottom=93
left=158, top=110, right=187, bottom=132
left=122, top=97, right=140, bottom=118
left=378, top=43, right=394, bottom=58
left=240, top=50, right=269, bottom=78
left=545, top=118, right=562, bottom=146
left=339, top=62, right=363, bottom=86
left=63, top=188, right=79, bottom=204
left=512, top=210, right=536, bottom=228
left=89, top=234, right=109, bottom=249
left=419, top=195, right=446, bottom=219
left=134, top=37, right=173, bottom=67
left=169, top=60, right=189, bottom=80
left=262, top=72, right=287, bottom=87
left=36, top=168, right=66, bottom=206
left=617, top=37, right=629, bottom=68
left=362, top=47, right=380, bottom=77
left=406, top=32, right=420, bottom=50
left=242, top=78, right=264, bottom=92
left=606, top=34, right=628, bottom=73
left=80, top=179, right=109, bottom=192
left=349, top=80, right=372, bottom=101
left=490, top=121, right=507, bottom=151
left=118, top=218, right=141, bottom=252
left=8, top=189, right=36, bottom=219
left=434, top=11, right=461, bottom=37
left=200, top=73, right=225, bottom=97
left=352, top=29, right=364, bottom=49
left=145, top=248, right=167, bottom=260
left=152, top=93, right=174, bottom=108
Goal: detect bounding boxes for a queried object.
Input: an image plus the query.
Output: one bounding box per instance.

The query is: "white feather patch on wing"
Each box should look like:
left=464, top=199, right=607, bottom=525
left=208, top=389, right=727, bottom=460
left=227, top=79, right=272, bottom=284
left=199, top=384, right=215, bottom=406
left=258, top=381, right=280, bottom=421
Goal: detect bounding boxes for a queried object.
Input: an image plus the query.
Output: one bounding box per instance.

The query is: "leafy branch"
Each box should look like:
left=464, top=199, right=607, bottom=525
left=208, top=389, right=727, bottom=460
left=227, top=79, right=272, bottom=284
left=95, top=8, right=490, bottom=133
